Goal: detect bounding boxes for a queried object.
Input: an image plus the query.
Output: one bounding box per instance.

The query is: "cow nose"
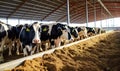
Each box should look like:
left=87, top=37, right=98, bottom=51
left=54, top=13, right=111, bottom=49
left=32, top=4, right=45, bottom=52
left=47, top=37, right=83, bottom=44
left=33, top=39, right=40, bottom=43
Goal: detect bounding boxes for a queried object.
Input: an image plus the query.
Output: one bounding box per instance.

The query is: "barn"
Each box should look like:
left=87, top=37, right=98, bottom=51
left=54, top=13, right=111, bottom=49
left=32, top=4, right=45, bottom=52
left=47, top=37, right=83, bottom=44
left=0, top=0, right=120, bottom=71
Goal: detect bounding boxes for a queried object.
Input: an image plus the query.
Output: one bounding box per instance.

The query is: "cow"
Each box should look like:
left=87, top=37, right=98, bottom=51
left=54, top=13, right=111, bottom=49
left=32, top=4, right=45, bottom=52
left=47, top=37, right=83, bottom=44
left=94, top=27, right=101, bottom=34
left=86, top=27, right=96, bottom=37
left=19, top=22, right=41, bottom=56
left=76, top=27, right=88, bottom=40
left=40, top=23, right=72, bottom=50
left=13, top=24, right=23, bottom=55
left=0, top=21, right=16, bottom=63
left=40, top=25, right=50, bottom=51
left=68, top=26, right=79, bottom=41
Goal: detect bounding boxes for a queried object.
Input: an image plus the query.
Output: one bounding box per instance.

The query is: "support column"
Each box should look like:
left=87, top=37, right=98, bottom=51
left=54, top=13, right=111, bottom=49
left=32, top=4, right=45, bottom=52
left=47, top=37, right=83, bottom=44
left=93, top=0, right=96, bottom=28
left=100, top=5, right=102, bottom=29
left=85, top=0, right=88, bottom=27
left=66, top=0, right=70, bottom=25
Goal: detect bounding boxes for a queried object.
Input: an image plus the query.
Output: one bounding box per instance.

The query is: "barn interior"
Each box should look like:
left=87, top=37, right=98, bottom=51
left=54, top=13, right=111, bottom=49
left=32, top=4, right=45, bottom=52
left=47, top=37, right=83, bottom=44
left=0, top=0, right=120, bottom=71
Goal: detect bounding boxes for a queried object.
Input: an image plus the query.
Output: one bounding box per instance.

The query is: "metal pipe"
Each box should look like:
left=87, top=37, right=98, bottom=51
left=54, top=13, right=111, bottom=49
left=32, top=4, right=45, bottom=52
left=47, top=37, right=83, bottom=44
left=100, top=5, right=102, bottom=29
left=97, top=0, right=113, bottom=18
left=85, top=0, right=88, bottom=27
left=93, top=0, right=96, bottom=28
left=66, top=0, right=70, bottom=25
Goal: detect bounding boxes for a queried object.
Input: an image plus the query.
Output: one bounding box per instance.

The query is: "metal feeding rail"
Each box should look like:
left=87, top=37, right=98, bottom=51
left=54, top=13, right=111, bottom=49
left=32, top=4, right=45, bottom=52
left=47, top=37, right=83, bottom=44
left=0, top=31, right=112, bottom=71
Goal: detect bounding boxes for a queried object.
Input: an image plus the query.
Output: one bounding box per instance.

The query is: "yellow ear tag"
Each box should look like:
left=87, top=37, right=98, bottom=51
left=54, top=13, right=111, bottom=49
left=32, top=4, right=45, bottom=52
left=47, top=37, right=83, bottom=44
left=43, top=28, right=47, bottom=31
left=26, top=28, right=30, bottom=32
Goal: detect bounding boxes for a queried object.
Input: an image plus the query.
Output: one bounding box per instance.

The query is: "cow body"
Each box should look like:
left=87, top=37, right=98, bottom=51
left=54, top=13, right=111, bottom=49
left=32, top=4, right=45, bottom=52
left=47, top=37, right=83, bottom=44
left=41, top=23, right=72, bottom=49
left=94, top=27, right=101, bottom=34
left=86, top=27, right=96, bottom=36
left=19, top=22, right=41, bottom=56
left=76, top=27, right=88, bottom=40
left=68, top=26, right=79, bottom=41
left=0, top=22, right=16, bottom=62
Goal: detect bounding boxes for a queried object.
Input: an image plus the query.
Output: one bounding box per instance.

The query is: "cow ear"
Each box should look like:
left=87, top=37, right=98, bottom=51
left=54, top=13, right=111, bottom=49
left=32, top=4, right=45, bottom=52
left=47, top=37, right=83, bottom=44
left=43, top=27, right=47, bottom=31
left=26, top=28, right=30, bottom=32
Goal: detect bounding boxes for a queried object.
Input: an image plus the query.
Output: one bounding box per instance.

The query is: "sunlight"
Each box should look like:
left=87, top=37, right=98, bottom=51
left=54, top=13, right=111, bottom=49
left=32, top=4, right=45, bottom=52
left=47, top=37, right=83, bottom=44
left=0, top=17, right=119, bottom=27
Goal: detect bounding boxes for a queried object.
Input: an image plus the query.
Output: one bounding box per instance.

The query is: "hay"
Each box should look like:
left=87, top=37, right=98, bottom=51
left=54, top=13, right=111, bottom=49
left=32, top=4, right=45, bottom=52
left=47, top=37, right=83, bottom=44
left=12, top=31, right=120, bottom=71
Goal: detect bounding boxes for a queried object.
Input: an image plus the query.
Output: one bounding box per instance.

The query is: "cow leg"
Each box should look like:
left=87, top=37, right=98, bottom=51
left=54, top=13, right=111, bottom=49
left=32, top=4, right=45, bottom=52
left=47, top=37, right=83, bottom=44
left=0, top=53, right=4, bottom=63
left=8, top=45, right=12, bottom=56
left=45, top=40, right=50, bottom=50
left=23, top=45, right=31, bottom=56
left=16, top=41, right=21, bottom=55
left=54, top=37, right=61, bottom=47
left=36, top=43, right=40, bottom=53
left=48, top=41, right=51, bottom=50
left=8, top=41, right=13, bottom=56
left=23, top=47, right=28, bottom=56
left=16, top=43, right=20, bottom=55
left=0, top=40, right=6, bottom=63
left=31, top=46, right=36, bottom=55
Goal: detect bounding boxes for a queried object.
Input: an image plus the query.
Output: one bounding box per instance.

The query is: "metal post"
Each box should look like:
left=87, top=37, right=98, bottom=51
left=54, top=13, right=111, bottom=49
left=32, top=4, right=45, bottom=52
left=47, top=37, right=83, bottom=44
left=66, top=0, right=70, bottom=25
left=93, top=0, right=96, bottom=28
left=100, top=6, right=102, bottom=29
left=85, top=0, right=88, bottom=27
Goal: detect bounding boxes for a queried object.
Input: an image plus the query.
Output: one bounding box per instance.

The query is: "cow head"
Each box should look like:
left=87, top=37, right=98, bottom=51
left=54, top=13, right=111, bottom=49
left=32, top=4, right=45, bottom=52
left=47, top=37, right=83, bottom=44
left=32, top=22, right=41, bottom=43
left=56, top=23, right=70, bottom=40
left=69, top=26, right=79, bottom=39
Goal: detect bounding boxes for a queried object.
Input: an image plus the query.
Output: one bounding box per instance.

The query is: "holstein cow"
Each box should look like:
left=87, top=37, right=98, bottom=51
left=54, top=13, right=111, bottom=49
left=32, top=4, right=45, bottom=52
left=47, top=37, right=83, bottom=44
left=0, top=21, right=16, bottom=62
left=14, top=24, right=23, bottom=55
left=40, top=23, right=72, bottom=50
left=94, top=27, right=101, bottom=34
left=19, top=22, right=41, bottom=56
left=68, top=26, right=79, bottom=41
left=86, top=27, right=96, bottom=37
left=76, top=27, right=88, bottom=40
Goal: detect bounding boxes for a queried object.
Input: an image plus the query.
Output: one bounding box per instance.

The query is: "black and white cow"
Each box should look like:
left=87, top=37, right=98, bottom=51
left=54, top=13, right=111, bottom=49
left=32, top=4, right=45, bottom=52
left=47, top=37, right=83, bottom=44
left=40, top=25, right=50, bottom=50
left=13, top=24, right=23, bottom=55
left=19, top=22, right=41, bottom=56
left=94, top=27, right=101, bottom=34
left=40, top=23, right=72, bottom=50
left=76, top=27, right=88, bottom=40
left=86, top=27, right=96, bottom=36
left=0, top=21, right=17, bottom=62
left=68, top=26, right=79, bottom=41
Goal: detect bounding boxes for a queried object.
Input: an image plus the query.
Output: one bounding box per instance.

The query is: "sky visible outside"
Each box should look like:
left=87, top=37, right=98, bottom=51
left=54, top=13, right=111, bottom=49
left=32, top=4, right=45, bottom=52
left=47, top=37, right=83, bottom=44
left=0, top=17, right=120, bottom=27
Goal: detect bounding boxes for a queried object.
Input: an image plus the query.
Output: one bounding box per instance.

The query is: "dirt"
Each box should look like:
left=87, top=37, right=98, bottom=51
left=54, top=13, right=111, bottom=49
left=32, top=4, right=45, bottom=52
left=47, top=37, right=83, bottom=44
left=11, top=31, right=120, bottom=71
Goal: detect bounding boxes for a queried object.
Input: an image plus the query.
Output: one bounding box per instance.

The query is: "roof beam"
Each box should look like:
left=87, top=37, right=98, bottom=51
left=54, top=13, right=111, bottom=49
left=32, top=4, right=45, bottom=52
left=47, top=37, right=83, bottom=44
left=7, top=0, right=28, bottom=18
left=97, top=0, right=113, bottom=18
left=102, top=1, right=120, bottom=3
left=56, top=1, right=84, bottom=22
left=41, top=2, right=66, bottom=21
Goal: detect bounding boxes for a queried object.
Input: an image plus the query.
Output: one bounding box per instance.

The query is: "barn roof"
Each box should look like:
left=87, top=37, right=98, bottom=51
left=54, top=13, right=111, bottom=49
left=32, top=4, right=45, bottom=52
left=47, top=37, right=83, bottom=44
left=0, top=0, right=119, bottom=24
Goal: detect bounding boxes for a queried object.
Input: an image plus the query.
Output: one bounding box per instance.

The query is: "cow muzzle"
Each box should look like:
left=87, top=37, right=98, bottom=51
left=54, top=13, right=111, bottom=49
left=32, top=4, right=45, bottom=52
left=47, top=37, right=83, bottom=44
left=32, top=39, right=41, bottom=43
